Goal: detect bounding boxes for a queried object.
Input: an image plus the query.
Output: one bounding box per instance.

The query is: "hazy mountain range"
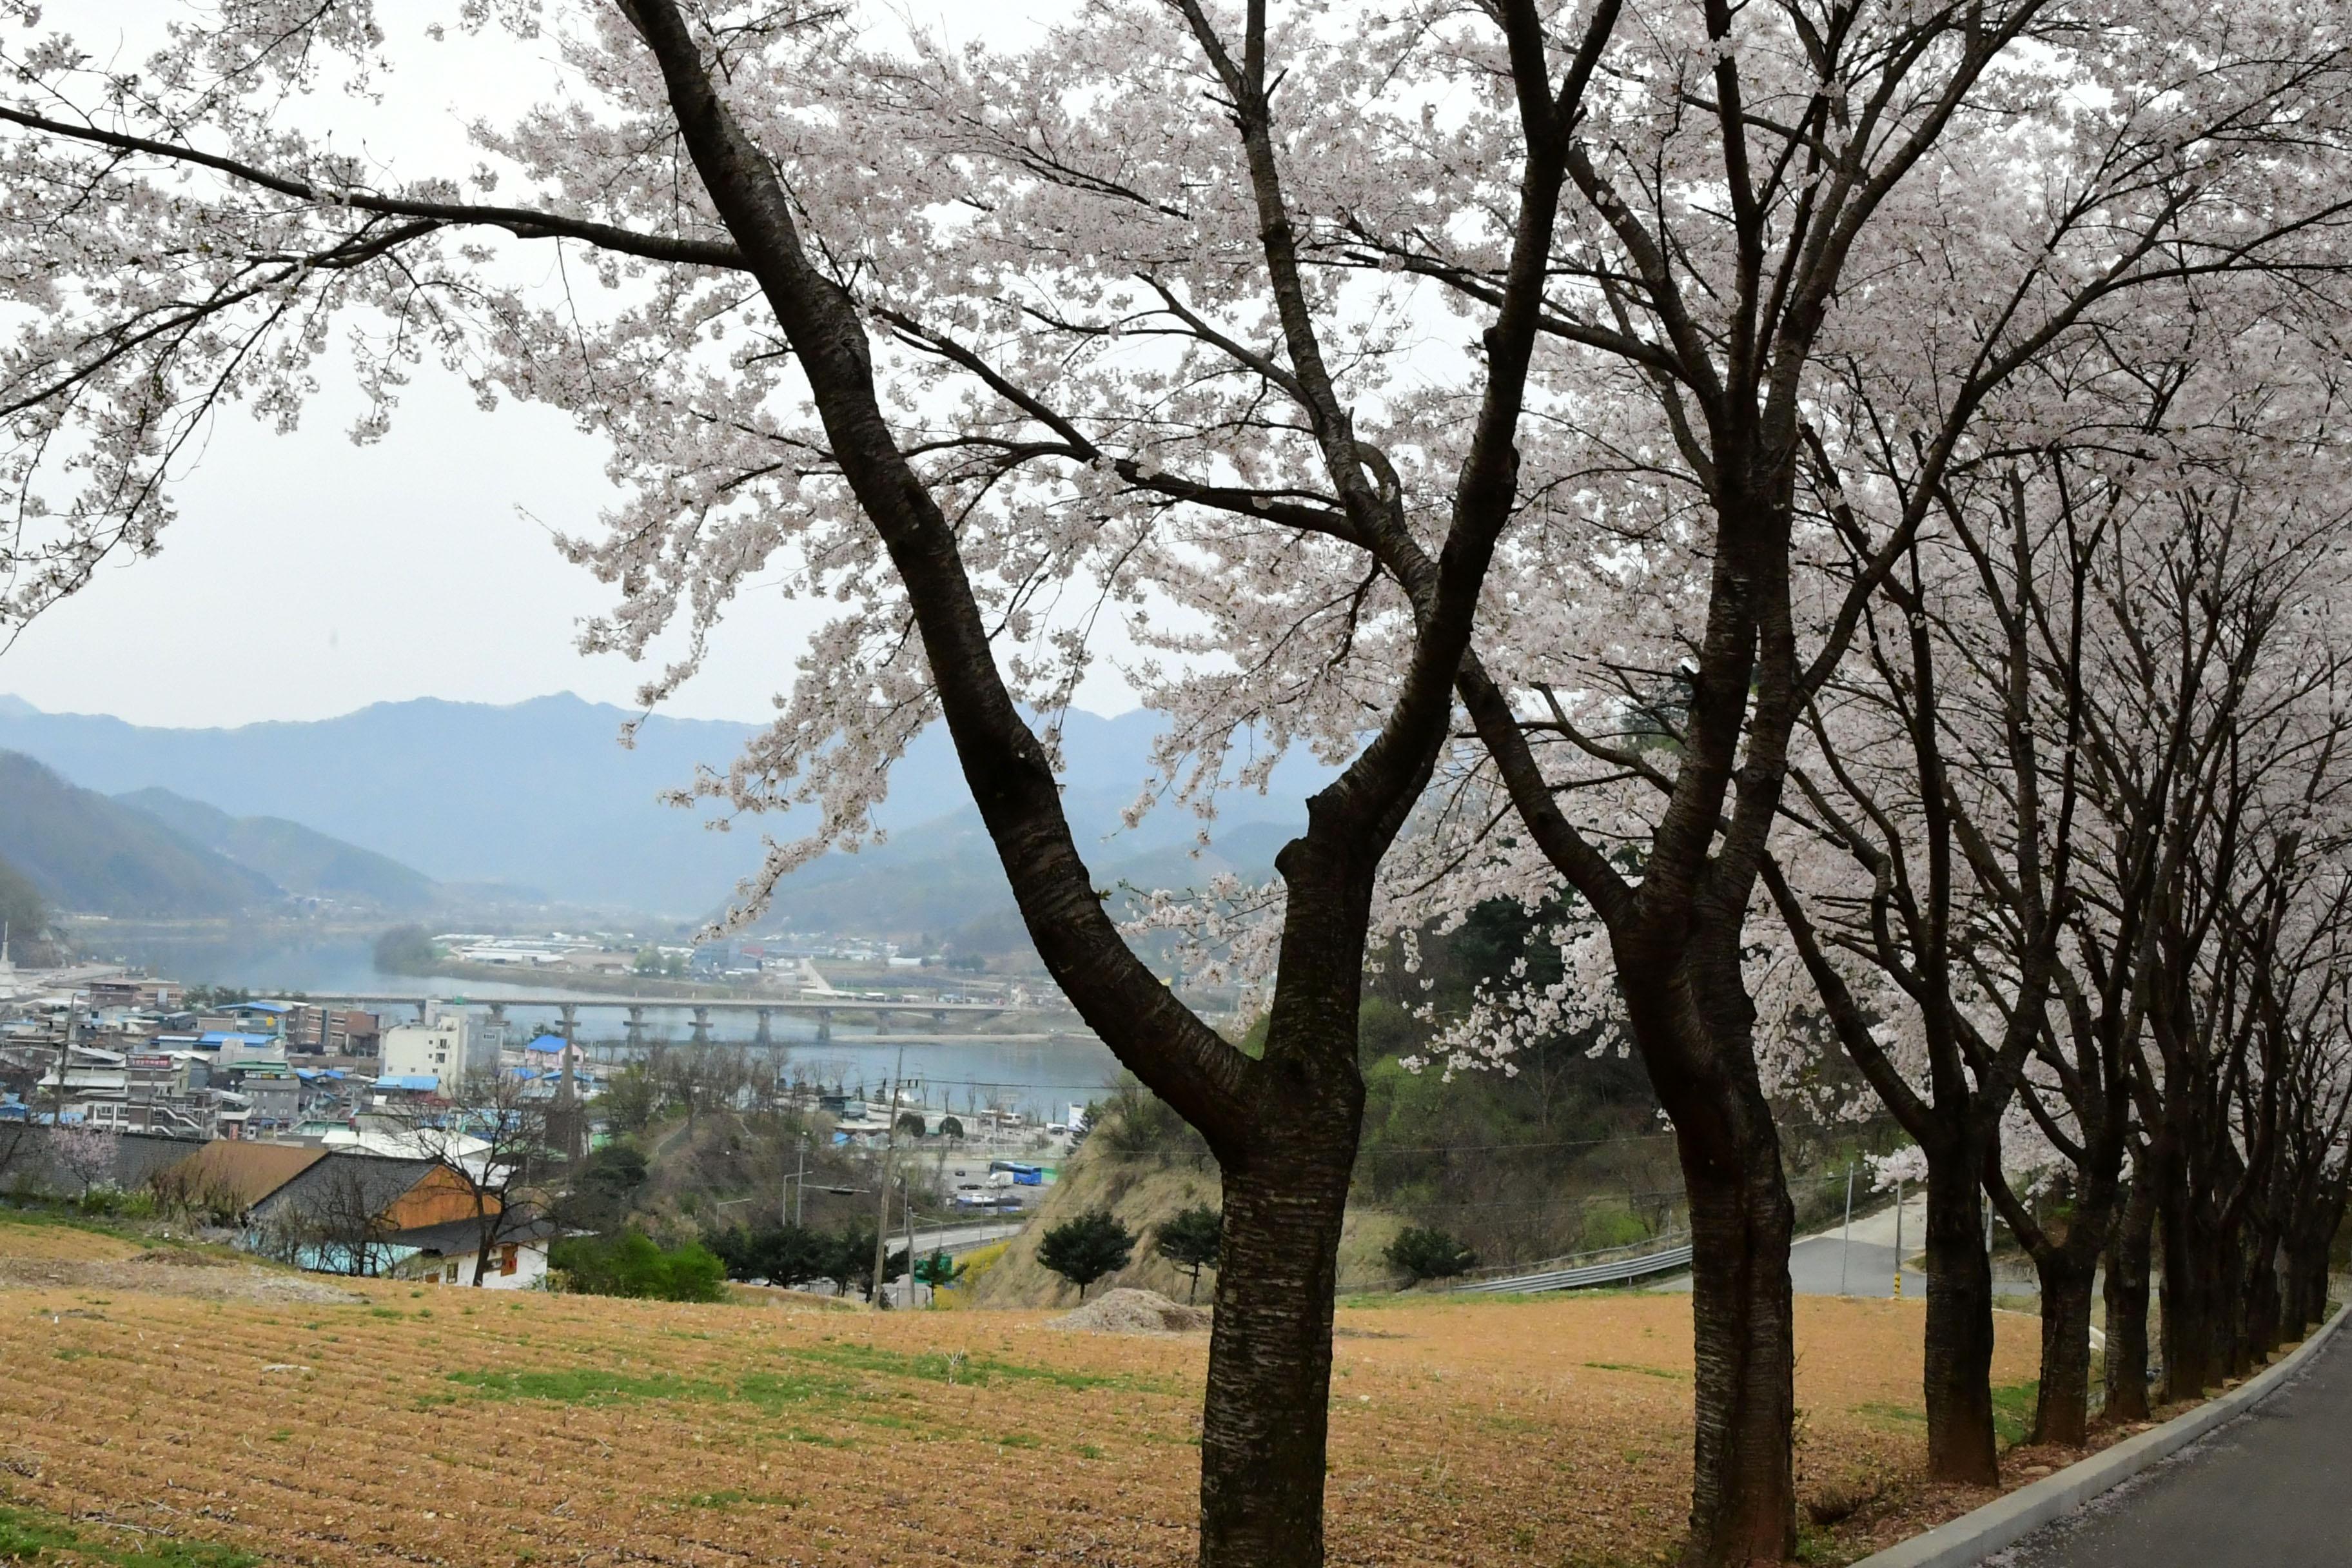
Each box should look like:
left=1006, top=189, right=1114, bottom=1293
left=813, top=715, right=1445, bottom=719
left=0, top=750, right=447, bottom=920
left=0, top=693, right=1325, bottom=933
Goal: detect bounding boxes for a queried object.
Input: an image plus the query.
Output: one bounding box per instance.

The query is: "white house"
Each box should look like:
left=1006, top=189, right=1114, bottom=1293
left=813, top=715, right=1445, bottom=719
left=379, top=1009, right=492, bottom=1086
left=384, top=1216, right=556, bottom=1290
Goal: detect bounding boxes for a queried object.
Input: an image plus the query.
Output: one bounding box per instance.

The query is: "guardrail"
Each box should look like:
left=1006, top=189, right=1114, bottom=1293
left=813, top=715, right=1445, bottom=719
left=1456, top=1238, right=1694, bottom=1293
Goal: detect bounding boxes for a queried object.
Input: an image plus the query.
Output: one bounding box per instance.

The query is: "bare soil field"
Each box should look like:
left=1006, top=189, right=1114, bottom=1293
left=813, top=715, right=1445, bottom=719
left=0, top=1215, right=2070, bottom=1567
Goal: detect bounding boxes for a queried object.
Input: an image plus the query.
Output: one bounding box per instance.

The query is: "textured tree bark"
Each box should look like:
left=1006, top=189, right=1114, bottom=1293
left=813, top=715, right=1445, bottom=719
left=1622, top=933, right=1797, bottom=1567
left=2102, top=1186, right=2154, bottom=1423
left=2159, top=1182, right=2220, bottom=1400
left=1920, top=1149, right=2000, bottom=1480
left=2213, top=1226, right=2251, bottom=1378
left=2241, top=1226, right=2282, bottom=1363
left=1200, top=1152, right=1353, bottom=1568
left=2281, top=1188, right=2346, bottom=1337
left=1680, top=1148, right=1798, bottom=1565
left=2031, top=1257, right=2098, bottom=1447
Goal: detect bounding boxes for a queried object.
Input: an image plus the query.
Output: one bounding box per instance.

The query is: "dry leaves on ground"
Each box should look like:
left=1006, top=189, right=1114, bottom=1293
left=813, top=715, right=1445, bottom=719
left=1, top=1233, right=2055, bottom=1568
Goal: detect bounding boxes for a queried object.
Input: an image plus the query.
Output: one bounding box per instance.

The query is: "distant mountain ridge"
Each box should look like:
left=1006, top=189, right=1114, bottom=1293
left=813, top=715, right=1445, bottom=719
left=115, top=788, right=442, bottom=911
left=0, top=750, right=278, bottom=917
left=0, top=693, right=1329, bottom=925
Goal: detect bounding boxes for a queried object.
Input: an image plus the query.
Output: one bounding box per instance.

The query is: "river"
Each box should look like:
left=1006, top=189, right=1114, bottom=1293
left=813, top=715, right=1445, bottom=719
left=66, top=923, right=1123, bottom=1121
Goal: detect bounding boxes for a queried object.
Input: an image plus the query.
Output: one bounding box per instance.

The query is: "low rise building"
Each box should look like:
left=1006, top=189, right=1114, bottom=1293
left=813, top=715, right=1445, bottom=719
left=288, top=1005, right=380, bottom=1056
left=379, top=1009, right=492, bottom=1088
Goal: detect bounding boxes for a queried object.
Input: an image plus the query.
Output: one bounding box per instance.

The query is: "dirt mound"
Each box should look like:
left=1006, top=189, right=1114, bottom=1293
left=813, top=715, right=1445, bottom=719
left=1048, top=1287, right=1211, bottom=1335
left=128, top=1248, right=232, bottom=1268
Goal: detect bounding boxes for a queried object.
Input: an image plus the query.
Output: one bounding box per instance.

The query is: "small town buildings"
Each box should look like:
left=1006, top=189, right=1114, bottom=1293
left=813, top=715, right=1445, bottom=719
left=287, top=1005, right=380, bottom=1056
left=379, top=1008, right=492, bottom=1088
left=88, top=978, right=184, bottom=1012
left=152, top=1140, right=551, bottom=1288
left=383, top=1215, right=556, bottom=1288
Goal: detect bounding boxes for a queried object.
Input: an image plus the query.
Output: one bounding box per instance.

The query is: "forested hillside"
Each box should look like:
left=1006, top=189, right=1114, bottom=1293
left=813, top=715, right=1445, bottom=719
left=0, top=750, right=277, bottom=917
left=117, top=788, right=440, bottom=910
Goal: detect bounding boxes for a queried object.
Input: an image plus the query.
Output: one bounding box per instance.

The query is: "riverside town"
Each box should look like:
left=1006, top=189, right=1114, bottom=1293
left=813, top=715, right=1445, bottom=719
left=0, top=5, right=2347, bottom=1567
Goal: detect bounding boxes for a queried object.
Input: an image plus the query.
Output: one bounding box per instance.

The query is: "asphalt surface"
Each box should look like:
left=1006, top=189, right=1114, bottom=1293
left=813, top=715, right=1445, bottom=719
left=1997, top=1322, right=2352, bottom=1568
left=1653, top=1195, right=1931, bottom=1297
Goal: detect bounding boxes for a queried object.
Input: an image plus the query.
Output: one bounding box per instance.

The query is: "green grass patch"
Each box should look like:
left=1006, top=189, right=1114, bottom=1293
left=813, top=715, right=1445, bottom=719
left=734, top=1371, right=855, bottom=1411
left=780, top=1429, right=855, bottom=1449
left=1852, top=1401, right=1925, bottom=1429
left=1583, top=1361, right=1687, bottom=1381
left=784, top=1342, right=1150, bottom=1392
left=678, top=1490, right=797, bottom=1511
left=0, top=1501, right=256, bottom=1568
left=449, top=1367, right=725, bottom=1406
left=451, top=1364, right=862, bottom=1418
left=0, top=1204, right=147, bottom=1246
left=1992, top=1379, right=2038, bottom=1447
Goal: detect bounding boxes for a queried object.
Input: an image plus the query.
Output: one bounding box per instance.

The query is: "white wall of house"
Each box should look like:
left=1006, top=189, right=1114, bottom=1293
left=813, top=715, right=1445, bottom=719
left=397, top=1238, right=549, bottom=1290
left=379, top=1014, right=491, bottom=1084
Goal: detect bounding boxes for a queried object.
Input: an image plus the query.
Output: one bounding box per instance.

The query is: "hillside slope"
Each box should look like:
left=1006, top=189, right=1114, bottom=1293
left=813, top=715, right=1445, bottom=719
left=117, top=787, right=440, bottom=910
left=0, top=750, right=279, bottom=917
left=961, top=1135, right=1405, bottom=1309
left=0, top=850, right=48, bottom=956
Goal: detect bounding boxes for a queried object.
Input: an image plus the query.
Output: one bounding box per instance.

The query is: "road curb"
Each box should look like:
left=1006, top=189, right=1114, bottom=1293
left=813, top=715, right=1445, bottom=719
left=1849, top=1301, right=2347, bottom=1568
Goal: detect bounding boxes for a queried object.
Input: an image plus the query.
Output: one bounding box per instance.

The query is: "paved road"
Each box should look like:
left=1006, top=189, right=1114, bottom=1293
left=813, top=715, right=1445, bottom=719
left=2000, top=1323, right=2352, bottom=1568
left=906, top=1219, right=1026, bottom=1255
left=1654, top=1193, right=1930, bottom=1297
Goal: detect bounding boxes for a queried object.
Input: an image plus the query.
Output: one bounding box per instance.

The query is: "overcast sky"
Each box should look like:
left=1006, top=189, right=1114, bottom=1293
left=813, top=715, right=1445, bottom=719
left=5, top=1, right=1106, bottom=730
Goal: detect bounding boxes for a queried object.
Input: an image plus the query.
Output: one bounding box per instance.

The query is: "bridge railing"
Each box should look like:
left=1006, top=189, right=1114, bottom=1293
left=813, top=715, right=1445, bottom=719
left=1449, top=1230, right=1693, bottom=1294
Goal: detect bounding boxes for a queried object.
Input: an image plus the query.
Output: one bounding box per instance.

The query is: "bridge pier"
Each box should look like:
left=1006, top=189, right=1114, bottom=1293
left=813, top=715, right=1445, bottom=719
left=754, top=1008, right=772, bottom=1046
left=816, top=1008, right=831, bottom=1044
left=626, top=1006, right=645, bottom=1048
left=691, top=1006, right=711, bottom=1044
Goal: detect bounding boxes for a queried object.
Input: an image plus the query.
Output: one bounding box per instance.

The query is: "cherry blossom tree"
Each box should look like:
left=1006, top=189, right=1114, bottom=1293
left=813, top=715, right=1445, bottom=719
left=0, top=3, right=1618, bottom=1562
left=50, top=1120, right=121, bottom=1199
left=1355, top=0, right=2352, bottom=1532
left=13, top=4, right=2352, bottom=1563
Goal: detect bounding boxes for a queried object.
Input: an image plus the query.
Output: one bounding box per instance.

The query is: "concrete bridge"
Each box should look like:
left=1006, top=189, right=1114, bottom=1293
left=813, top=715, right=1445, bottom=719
left=297, top=990, right=1064, bottom=1046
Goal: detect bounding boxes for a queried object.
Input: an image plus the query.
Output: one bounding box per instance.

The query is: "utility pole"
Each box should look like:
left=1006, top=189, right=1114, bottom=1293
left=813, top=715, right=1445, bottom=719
left=868, top=1045, right=905, bottom=1309
left=1838, top=1163, right=1856, bottom=1297
left=52, top=988, right=80, bottom=1124
left=787, top=1129, right=808, bottom=1228
left=1892, top=1175, right=1905, bottom=1300
left=903, top=1170, right=917, bottom=1309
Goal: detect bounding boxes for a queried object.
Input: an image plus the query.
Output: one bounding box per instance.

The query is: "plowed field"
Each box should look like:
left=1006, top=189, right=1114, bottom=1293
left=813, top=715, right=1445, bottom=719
left=0, top=1218, right=2037, bottom=1567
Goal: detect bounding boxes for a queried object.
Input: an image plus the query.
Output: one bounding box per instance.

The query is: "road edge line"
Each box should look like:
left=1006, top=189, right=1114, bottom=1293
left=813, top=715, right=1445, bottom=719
left=1848, top=1300, right=2348, bottom=1568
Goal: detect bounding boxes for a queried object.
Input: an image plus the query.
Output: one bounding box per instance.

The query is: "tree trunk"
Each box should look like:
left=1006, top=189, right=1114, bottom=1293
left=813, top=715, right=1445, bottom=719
left=1199, top=1152, right=1353, bottom=1568
left=2240, top=1230, right=2282, bottom=1363
left=2282, top=1199, right=2338, bottom=1336
left=2103, top=1191, right=2153, bottom=1423
left=2159, top=1179, right=2218, bottom=1400
left=1921, top=1148, right=1999, bottom=1482
left=471, top=1197, right=496, bottom=1289
left=1618, top=925, right=1798, bottom=1567
left=2030, top=1255, right=2097, bottom=1447
left=2291, top=1244, right=2335, bottom=1333
left=1678, top=1128, right=1798, bottom=1565
left=2213, top=1226, right=2250, bottom=1378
